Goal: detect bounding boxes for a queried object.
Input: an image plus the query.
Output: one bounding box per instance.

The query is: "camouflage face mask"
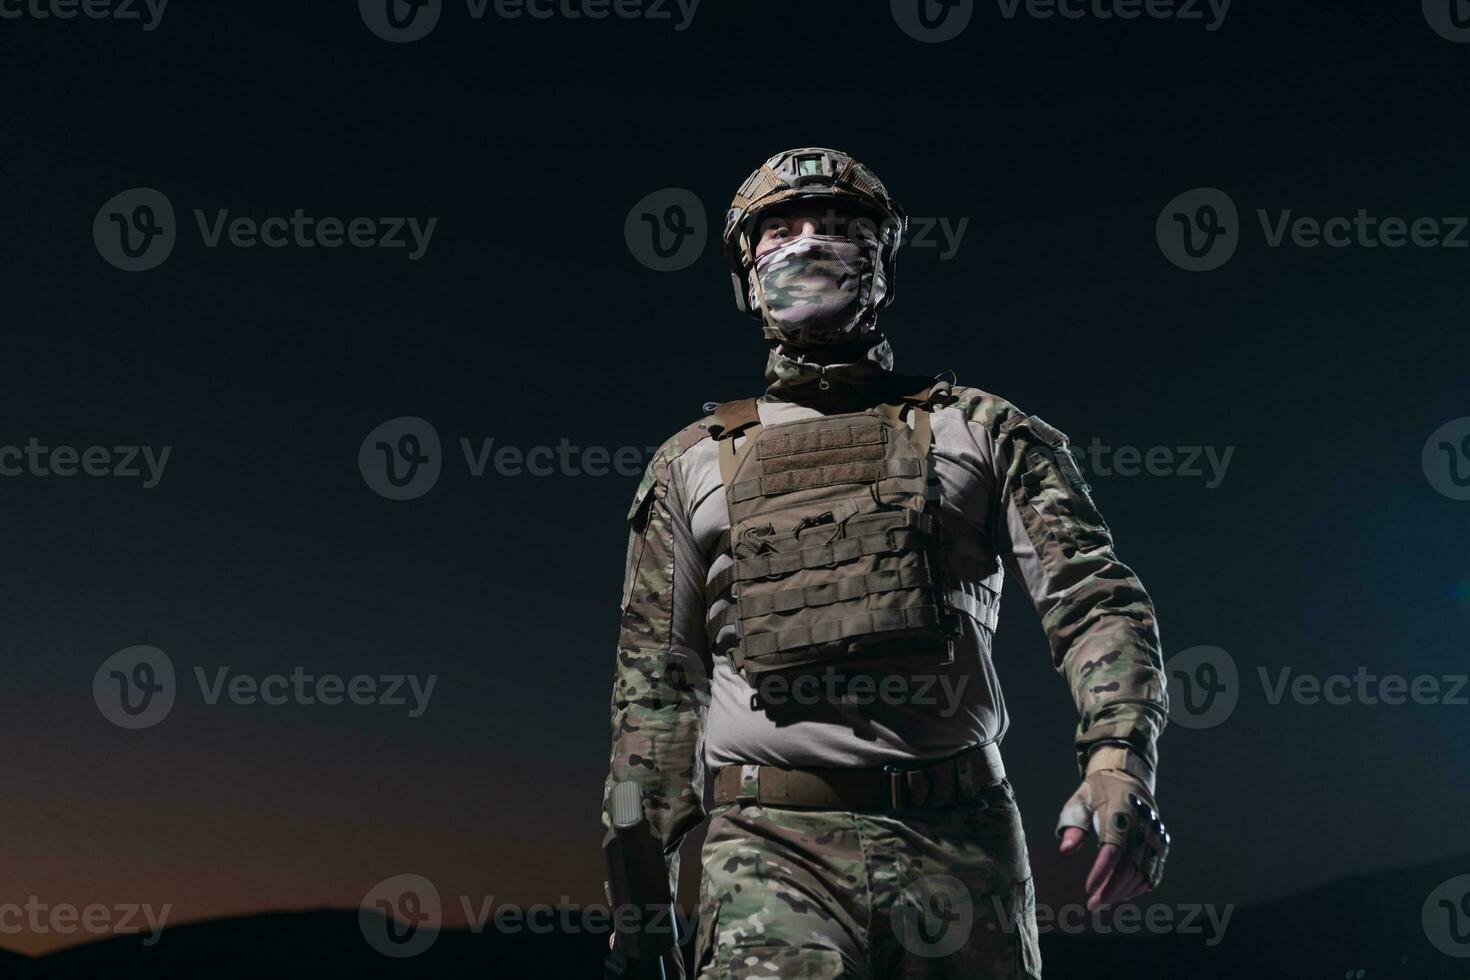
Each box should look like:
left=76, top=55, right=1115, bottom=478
left=750, top=233, right=887, bottom=347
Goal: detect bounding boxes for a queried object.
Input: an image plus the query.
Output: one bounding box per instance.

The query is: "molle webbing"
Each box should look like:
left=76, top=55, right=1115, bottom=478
left=708, top=387, right=972, bottom=677
left=739, top=606, right=946, bottom=667
left=737, top=566, right=934, bottom=618
left=732, top=456, right=921, bottom=504
left=704, top=509, right=933, bottom=603
left=756, top=420, right=885, bottom=459
left=706, top=560, right=934, bottom=637
left=945, top=587, right=998, bottom=631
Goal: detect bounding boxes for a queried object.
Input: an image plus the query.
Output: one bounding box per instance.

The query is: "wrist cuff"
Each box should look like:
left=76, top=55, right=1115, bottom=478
left=1084, top=745, right=1156, bottom=793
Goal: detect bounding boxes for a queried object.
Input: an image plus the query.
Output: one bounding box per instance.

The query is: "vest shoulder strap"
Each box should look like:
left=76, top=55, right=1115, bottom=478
left=709, top=397, right=761, bottom=440
left=879, top=384, right=938, bottom=457
left=709, top=397, right=762, bottom=487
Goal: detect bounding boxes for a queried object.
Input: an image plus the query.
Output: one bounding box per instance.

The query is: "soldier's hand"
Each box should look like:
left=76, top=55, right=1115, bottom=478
left=1055, top=769, right=1169, bottom=910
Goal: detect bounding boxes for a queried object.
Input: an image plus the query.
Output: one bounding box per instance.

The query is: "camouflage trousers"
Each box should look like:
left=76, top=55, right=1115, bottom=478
left=692, top=778, right=1043, bottom=979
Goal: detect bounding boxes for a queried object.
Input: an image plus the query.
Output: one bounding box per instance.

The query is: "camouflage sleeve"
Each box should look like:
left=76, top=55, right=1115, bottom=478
left=963, top=391, right=1168, bottom=782
left=602, top=423, right=712, bottom=876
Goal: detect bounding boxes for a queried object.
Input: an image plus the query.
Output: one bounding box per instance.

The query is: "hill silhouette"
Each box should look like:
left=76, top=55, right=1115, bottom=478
left=7, top=855, right=1467, bottom=978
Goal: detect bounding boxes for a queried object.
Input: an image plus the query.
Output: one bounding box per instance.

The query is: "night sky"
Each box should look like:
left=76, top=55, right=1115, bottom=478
left=2, top=0, right=1468, bottom=960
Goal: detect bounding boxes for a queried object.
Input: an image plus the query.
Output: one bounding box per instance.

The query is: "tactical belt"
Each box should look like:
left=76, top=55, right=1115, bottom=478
left=712, top=742, right=1005, bottom=814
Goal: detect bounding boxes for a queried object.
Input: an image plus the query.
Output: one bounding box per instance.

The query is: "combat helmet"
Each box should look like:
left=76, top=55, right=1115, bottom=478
left=723, top=147, right=908, bottom=322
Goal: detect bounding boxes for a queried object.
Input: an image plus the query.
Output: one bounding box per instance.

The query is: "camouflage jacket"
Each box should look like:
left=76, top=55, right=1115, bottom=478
left=603, top=349, right=1167, bottom=859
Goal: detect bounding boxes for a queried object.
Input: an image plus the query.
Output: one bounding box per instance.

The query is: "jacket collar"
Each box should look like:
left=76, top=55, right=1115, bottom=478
left=762, top=338, right=932, bottom=408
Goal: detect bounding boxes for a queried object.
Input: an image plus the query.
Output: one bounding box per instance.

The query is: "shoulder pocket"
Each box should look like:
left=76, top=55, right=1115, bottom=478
left=620, top=476, right=658, bottom=612
left=1005, top=415, right=1110, bottom=563
left=628, top=464, right=659, bottom=522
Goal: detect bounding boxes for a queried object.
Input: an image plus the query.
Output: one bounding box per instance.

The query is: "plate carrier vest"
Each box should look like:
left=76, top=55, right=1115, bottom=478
left=704, top=383, right=967, bottom=679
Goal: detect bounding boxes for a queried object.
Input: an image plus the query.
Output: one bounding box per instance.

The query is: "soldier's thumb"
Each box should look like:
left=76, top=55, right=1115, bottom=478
left=1055, top=782, right=1097, bottom=841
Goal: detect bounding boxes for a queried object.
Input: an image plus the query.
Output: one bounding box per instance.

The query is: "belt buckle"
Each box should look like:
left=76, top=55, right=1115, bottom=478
left=882, top=764, right=930, bottom=813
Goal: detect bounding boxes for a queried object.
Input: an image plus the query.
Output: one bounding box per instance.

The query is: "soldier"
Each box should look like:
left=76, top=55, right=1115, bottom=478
left=604, top=148, right=1169, bottom=979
